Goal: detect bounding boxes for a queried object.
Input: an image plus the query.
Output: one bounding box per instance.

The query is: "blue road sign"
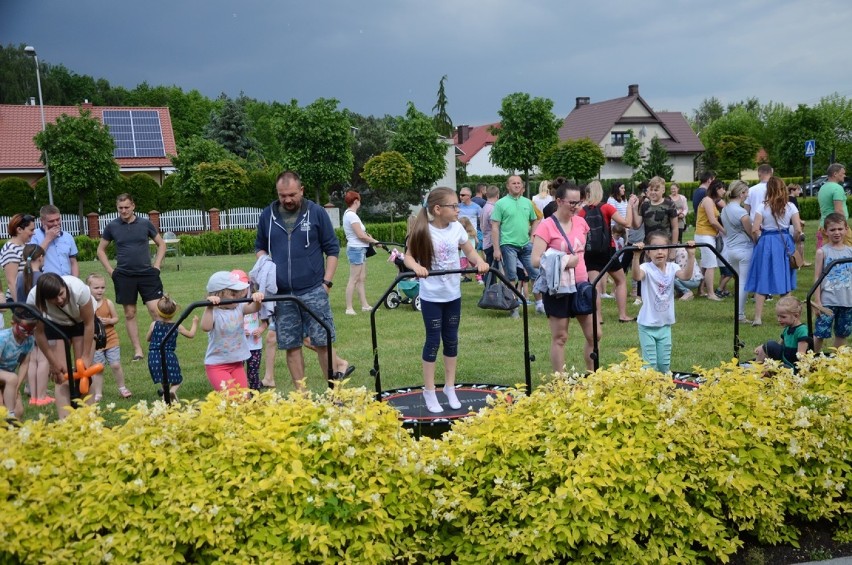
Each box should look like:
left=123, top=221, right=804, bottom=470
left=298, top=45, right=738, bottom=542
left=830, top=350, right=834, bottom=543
left=805, top=139, right=816, bottom=157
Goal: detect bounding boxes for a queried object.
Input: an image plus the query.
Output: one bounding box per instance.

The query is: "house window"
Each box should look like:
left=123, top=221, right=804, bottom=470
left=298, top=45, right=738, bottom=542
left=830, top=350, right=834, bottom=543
left=611, top=131, right=631, bottom=146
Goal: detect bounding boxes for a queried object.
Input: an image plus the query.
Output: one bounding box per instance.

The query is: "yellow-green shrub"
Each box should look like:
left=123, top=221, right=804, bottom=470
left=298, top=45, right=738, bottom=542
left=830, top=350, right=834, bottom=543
left=0, top=388, right=425, bottom=564
left=415, top=351, right=851, bottom=564
left=1, top=351, right=849, bottom=564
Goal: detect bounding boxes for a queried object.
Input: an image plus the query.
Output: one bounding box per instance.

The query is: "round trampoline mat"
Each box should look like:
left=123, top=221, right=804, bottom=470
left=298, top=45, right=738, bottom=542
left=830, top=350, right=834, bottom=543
left=381, top=383, right=511, bottom=424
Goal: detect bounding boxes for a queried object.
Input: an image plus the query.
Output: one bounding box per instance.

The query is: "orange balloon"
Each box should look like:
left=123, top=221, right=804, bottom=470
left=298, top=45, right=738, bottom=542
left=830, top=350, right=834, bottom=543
left=79, top=377, right=89, bottom=395
left=72, top=359, right=104, bottom=380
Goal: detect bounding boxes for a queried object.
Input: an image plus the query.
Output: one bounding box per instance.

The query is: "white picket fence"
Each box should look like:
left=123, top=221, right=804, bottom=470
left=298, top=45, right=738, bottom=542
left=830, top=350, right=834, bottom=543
left=0, top=206, right=340, bottom=237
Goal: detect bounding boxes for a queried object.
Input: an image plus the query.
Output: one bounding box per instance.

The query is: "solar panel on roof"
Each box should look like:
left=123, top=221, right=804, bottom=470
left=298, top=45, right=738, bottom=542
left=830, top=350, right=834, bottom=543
left=102, top=110, right=166, bottom=158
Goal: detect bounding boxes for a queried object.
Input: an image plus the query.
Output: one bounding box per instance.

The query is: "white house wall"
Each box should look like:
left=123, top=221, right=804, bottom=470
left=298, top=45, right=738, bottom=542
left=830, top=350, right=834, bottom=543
left=432, top=138, right=457, bottom=190
left=466, top=145, right=514, bottom=176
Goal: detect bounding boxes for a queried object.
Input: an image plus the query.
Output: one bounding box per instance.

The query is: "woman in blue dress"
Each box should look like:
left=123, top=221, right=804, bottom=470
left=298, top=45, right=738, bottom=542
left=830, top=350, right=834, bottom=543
left=745, top=177, right=803, bottom=326
left=146, top=295, right=198, bottom=401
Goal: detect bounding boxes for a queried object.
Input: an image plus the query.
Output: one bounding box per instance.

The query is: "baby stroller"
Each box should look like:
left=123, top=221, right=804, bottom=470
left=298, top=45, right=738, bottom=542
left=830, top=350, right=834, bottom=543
left=381, top=242, right=421, bottom=311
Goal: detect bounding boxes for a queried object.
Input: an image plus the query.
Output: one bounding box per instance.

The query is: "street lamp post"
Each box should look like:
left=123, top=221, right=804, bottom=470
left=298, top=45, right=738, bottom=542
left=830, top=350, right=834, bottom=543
left=24, top=45, right=54, bottom=205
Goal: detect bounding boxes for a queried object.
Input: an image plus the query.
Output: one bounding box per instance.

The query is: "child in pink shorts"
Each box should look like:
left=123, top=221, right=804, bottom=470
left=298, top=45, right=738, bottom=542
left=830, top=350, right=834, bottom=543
left=201, top=271, right=264, bottom=393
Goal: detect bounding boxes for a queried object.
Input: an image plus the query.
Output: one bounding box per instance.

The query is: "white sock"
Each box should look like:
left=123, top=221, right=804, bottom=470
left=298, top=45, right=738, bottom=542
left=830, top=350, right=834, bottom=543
left=443, top=385, right=461, bottom=409
left=536, top=299, right=543, bottom=307
left=423, top=389, right=443, bottom=413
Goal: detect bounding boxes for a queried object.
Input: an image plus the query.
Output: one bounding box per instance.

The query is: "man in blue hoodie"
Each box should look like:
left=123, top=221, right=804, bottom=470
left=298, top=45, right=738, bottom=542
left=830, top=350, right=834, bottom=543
left=255, top=171, right=340, bottom=390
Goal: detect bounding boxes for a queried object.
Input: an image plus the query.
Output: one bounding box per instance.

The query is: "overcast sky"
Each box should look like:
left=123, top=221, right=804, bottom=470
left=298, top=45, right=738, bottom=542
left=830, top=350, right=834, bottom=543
left=4, top=0, right=851, bottom=126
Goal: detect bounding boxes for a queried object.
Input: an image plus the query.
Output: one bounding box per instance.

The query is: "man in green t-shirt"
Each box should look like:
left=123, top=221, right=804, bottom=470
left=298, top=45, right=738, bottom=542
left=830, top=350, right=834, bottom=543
left=817, top=163, right=848, bottom=227
left=491, top=175, right=541, bottom=314
left=817, top=163, right=852, bottom=246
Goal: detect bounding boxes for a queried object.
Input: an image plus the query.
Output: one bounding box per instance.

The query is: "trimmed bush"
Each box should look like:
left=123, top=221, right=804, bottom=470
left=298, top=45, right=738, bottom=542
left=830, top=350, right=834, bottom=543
left=2, top=351, right=849, bottom=563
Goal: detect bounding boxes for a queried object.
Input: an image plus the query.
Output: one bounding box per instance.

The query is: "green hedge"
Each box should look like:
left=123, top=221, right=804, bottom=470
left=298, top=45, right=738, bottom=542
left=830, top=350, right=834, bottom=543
left=1, top=351, right=850, bottom=563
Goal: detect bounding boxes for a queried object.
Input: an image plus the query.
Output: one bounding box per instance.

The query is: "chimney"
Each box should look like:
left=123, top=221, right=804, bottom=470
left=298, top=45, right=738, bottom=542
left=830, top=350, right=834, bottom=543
left=628, top=84, right=639, bottom=96
left=575, top=97, right=590, bottom=109
left=456, top=124, right=471, bottom=144
left=29, top=97, right=36, bottom=106
left=82, top=99, right=93, bottom=109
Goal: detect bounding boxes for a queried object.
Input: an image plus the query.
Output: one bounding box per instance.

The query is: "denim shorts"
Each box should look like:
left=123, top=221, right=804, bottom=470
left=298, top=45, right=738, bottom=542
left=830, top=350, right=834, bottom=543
left=274, top=285, right=335, bottom=349
left=94, top=346, right=121, bottom=365
left=347, top=246, right=367, bottom=265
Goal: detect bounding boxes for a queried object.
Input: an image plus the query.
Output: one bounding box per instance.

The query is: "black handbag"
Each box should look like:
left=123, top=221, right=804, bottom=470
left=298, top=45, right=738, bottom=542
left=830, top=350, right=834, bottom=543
left=477, top=261, right=520, bottom=311
left=550, top=217, right=595, bottom=316
left=94, top=317, right=108, bottom=350
left=365, top=244, right=377, bottom=258
left=571, top=282, right=595, bottom=316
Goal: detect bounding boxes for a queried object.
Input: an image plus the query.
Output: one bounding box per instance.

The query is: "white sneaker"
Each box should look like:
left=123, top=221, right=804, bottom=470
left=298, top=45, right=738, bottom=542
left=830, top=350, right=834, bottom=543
left=509, top=308, right=520, bottom=319
left=535, top=303, right=545, bottom=314
left=601, top=293, right=614, bottom=299
left=633, top=298, right=643, bottom=306
left=345, top=308, right=356, bottom=315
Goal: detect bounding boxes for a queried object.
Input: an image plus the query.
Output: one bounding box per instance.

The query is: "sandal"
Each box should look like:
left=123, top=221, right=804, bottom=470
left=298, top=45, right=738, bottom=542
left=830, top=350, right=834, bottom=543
left=131, top=354, right=143, bottom=362
left=118, top=387, right=133, bottom=398
left=93, top=394, right=103, bottom=402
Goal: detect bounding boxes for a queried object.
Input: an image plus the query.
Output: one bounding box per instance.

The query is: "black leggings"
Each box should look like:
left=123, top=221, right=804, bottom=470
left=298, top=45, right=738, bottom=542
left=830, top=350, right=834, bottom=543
left=420, top=298, right=461, bottom=362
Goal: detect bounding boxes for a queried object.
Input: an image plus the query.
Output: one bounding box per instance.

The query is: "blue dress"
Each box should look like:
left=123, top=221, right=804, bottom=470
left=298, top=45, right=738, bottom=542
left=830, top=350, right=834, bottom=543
left=745, top=229, right=796, bottom=295
left=147, top=321, right=183, bottom=385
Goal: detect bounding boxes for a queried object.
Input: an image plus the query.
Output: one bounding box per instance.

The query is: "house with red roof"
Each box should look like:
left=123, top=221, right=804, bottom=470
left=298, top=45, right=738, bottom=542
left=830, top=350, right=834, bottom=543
left=0, top=101, right=177, bottom=187
left=558, top=84, right=703, bottom=182
left=453, top=122, right=517, bottom=176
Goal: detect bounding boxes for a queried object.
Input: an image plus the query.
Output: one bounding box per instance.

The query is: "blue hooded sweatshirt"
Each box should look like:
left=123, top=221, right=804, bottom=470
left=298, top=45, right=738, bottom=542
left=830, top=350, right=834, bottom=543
left=255, top=199, right=340, bottom=294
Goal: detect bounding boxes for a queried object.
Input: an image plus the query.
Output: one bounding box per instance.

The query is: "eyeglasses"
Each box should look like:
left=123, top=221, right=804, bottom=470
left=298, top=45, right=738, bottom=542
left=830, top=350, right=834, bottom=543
left=439, top=203, right=460, bottom=210
left=460, top=193, right=471, bottom=198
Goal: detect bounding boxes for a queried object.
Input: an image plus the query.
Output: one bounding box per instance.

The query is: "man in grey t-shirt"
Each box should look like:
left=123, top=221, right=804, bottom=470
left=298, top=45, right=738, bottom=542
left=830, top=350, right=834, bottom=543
left=96, top=193, right=166, bottom=360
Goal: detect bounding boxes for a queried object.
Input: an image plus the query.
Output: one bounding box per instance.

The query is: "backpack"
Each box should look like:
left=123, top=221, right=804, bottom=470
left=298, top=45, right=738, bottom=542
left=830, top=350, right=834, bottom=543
left=583, top=205, right=611, bottom=254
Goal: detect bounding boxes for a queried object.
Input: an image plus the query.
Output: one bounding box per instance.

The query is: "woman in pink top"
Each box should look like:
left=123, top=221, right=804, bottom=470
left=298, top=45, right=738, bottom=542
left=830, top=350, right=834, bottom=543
left=531, top=182, right=595, bottom=372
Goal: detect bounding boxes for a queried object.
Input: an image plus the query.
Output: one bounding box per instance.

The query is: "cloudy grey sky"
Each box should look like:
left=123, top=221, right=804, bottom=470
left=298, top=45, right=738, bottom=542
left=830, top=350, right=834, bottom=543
left=4, top=0, right=850, bottom=126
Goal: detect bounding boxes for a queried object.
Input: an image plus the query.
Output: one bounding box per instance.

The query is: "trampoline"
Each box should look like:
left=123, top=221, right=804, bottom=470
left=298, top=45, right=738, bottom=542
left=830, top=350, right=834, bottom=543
left=369, top=266, right=533, bottom=438
left=806, top=256, right=852, bottom=341
left=590, top=241, right=744, bottom=389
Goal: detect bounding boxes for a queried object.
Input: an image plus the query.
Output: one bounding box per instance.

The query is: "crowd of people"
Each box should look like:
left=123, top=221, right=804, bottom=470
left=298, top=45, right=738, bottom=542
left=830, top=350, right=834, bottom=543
left=2, top=163, right=850, bottom=421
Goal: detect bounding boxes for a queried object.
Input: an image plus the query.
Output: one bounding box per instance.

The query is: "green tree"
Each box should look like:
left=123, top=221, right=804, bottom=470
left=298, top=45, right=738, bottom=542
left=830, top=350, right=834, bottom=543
left=275, top=98, right=353, bottom=203
left=690, top=96, right=725, bottom=132
left=816, top=93, right=852, bottom=166
left=204, top=93, right=257, bottom=158
left=639, top=136, right=674, bottom=181
left=361, top=151, right=414, bottom=216
left=124, top=173, right=163, bottom=213
left=193, top=160, right=249, bottom=212
left=699, top=107, right=763, bottom=175
left=773, top=104, right=833, bottom=177
left=390, top=102, right=446, bottom=192
left=432, top=75, right=453, bottom=138
left=0, top=177, right=36, bottom=215
left=621, top=129, right=643, bottom=181
left=34, top=108, right=119, bottom=229
left=716, top=135, right=761, bottom=179
left=169, top=135, right=232, bottom=211
left=489, top=92, right=561, bottom=192
left=540, top=138, right=605, bottom=183
left=347, top=112, right=394, bottom=191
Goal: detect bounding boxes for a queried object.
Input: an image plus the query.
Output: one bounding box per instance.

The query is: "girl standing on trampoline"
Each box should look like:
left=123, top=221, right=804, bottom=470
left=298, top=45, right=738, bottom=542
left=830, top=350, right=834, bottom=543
left=404, top=187, right=489, bottom=413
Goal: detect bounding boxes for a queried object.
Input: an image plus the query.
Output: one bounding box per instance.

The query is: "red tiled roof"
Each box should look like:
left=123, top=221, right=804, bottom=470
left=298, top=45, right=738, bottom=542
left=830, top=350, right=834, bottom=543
left=0, top=104, right=178, bottom=171
left=453, top=122, right=499, bottom=164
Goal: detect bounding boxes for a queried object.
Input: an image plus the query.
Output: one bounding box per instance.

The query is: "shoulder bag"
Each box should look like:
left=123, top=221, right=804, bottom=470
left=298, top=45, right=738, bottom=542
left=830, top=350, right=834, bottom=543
left=477, top=260, right=520, bottom=311
left=550, top=217, right=594, bottom=315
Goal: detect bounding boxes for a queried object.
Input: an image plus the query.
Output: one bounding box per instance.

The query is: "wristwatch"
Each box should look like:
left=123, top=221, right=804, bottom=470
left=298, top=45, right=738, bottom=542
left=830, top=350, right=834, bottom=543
left=322, top=279, right=333, bottom=289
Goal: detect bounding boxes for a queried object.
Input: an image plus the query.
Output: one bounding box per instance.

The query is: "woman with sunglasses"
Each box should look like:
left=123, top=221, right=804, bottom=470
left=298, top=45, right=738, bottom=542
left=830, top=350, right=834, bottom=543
left=1, top=213, right=37, bottom=305
left=26, top=273, right=97, bottom=419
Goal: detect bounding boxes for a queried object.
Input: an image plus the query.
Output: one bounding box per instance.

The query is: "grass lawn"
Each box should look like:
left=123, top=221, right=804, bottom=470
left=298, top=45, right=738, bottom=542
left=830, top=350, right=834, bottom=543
left=19, top=222, right=824, bottom=425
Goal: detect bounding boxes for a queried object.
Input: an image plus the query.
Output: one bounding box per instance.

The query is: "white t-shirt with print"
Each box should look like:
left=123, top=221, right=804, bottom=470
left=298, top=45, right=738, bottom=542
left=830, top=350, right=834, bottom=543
left=418, top=221, right=468, bottom=303
left=637, top=262, right=680, bottom=327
